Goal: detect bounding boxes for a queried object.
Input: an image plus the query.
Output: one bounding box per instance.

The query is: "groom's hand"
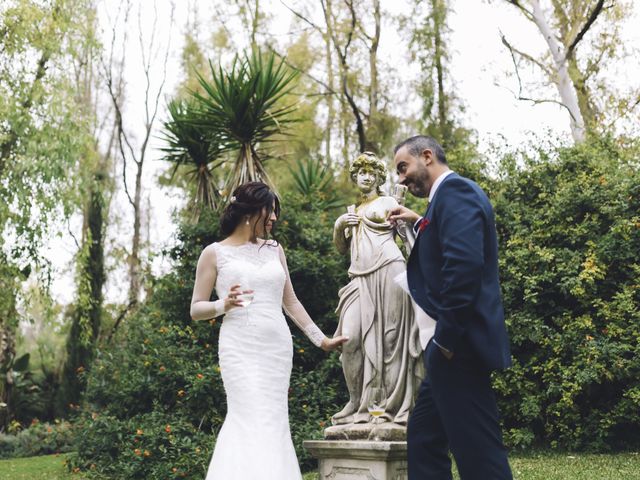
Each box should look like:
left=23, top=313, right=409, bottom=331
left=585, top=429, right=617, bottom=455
left=321, top=335, right=349, bottom=352
left=387, top=206, right=420, bottom=227
left=439, top=347, right=454, bottom=360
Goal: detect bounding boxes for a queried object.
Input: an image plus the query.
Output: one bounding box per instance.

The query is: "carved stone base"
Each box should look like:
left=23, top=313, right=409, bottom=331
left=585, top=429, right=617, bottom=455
left=303, top=440, right=407, bottom=480
left=324, top=422, right=406, bottom=441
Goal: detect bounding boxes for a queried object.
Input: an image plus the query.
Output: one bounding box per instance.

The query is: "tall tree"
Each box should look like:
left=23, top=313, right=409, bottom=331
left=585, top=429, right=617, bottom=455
left=402, top=0, right=483, bottom=181
left=501, top=0, right=633, bottom=142
left=0, top=0, right=95, bottom=429
left=407, top=0, right=456, bottom=142
left=283, top=0, right=394, bottom=158
left=57, top=163, right=109, bottom=412
left=102, top=0, right=173, bottom=313
left=58, top=9, right=114, bottom=410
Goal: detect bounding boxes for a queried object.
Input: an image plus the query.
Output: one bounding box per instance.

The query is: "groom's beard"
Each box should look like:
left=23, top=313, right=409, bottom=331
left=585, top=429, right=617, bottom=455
left=406, top=165, right=430, bottom=198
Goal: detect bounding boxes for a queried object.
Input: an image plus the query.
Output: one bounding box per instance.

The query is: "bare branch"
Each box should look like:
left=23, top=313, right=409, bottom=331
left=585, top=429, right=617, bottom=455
left=139, top=2, right=174, bottom=167
left=502, top=31, right=575, bottom=120
left=117, top=125, right=136, bottom=208
left=503, top=83, right=576, bottom=117
left=501, top=33, right=553, bottom=79
left=106, top=299, right=136, bottom=343
left=212, top=4, right=239, bottom=50
left=504, top=0, right=534, bottom=22
left=320, top=0, right=366, bottom=151
left=342, top=0, right=357, bottom=59
left=280, top=0, right=323, bottom=33
left=101, top=0, right=136, bottom=208
left=67, top=221, right=81, bottom=251
left=565, top=0, right=605, bottom=61
left=265, top=44, right=337, bottom=95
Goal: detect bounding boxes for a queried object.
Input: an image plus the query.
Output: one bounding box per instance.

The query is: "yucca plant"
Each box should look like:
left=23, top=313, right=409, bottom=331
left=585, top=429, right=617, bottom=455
left=191, top=50, right=300, bottom=199
left=289, top=157, right=343, bottom=210
left=160, top=98, right=224, bottom=213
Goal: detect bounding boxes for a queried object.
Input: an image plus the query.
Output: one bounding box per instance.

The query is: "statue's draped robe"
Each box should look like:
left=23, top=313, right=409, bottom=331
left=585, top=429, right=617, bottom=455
left=335, top=197, right=424, bottom=425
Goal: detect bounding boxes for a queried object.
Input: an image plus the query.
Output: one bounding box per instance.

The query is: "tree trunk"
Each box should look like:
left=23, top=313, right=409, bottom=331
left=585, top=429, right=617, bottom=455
left=57, top=166, right=107, bottom=414
left=530, top=0, right=586, bottom=142
left=324, top=25, right=334, bottom=164
left=0, top=322, right=17, bottom=430
left=128, top=161, right=143, bottom=306
left=368, top=0, right=380, bottom=120
left=432, top=0, right=448, bottom=140
left=322, top=0, right=367, bottom=153
left=567, top=56, right=596, bottom=128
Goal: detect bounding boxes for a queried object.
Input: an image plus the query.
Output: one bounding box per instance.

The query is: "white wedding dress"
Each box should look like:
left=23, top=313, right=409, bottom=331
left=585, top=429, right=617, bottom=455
left=205, top=241, right=324, bottom=480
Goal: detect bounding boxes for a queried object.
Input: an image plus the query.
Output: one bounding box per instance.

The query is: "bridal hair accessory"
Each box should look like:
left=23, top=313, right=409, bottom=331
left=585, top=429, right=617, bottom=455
left=230, top=196, right=237, bottom=203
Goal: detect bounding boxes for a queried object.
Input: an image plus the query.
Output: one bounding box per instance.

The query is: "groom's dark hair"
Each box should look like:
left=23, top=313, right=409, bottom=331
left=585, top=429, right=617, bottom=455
left=394, top=135, right=447, bottom=164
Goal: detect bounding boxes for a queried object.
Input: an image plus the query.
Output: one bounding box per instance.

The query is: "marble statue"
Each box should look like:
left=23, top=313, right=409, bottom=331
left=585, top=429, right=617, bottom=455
left=327, top=151, right=424, bottom=440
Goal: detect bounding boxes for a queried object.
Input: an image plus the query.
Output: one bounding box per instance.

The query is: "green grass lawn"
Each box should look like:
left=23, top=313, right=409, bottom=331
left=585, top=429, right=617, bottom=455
left=1, top=452, right=638, bottom=479
left=303, top=452, right=640, bottom=480
left=0, top=454, right=79, bottom=480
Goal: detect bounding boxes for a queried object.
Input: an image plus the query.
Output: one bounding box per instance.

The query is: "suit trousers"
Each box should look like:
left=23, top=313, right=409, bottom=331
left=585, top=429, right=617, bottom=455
left=407, top=341, right=512, bottom=480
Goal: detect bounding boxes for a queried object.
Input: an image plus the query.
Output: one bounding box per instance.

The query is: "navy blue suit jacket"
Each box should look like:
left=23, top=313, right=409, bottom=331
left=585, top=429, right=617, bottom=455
left=407, top=173, right=511, bottom=371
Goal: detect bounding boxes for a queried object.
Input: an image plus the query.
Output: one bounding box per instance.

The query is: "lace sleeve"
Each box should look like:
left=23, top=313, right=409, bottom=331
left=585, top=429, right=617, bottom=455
left=190, top=245, right=226, bottom=321
left=278, top=245, right=327, bottom=347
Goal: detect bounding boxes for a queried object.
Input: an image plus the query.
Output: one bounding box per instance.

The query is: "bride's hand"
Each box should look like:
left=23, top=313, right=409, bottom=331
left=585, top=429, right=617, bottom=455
left=321, top=335, right=349, bottom=352
left=224, top=284, right=246, bottom=311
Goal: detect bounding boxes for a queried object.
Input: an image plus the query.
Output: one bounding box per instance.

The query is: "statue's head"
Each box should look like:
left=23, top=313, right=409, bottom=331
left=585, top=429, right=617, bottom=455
left=349, top=151, right=387, bottom=194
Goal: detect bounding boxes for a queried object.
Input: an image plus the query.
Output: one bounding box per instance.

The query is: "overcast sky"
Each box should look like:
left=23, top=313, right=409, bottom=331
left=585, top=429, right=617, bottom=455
left=41, top=0, right=640, bottom=307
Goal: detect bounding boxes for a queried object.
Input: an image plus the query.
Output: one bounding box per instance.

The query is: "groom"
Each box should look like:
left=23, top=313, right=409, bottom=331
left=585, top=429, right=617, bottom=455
left=388, top=135, right=512, bottom=479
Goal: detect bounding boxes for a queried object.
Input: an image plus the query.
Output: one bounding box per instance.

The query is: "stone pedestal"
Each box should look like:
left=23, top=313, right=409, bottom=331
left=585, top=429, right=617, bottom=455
left=303, top=440, right=407, bottom=480
left=324, top=422, right=406, bottom=441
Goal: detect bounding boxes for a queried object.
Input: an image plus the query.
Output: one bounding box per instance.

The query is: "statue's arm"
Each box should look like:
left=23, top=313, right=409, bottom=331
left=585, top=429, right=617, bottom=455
left=333, top=216, right=350, bottom=255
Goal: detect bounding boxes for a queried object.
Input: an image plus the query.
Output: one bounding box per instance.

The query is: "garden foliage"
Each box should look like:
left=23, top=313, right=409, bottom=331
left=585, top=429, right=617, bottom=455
left=493, top=136, right=640, bottom=450
left=69, top=136, right=639, bottom=477
left=0, top=420, right=74, bottom=459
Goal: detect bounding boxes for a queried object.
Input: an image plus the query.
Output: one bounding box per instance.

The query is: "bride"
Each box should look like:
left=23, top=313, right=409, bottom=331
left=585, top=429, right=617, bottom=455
left=190, top=182, right=348, bottom=480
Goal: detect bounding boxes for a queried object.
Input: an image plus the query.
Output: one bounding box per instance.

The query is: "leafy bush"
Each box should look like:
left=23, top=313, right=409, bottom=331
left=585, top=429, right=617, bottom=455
left=0, top=419, right=74, bottom=459
left=493, top=136, right=640, bottom=451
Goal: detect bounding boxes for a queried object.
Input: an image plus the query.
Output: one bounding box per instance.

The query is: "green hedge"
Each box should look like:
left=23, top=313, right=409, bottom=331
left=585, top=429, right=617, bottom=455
left=493, top=136, right=640, bottom=450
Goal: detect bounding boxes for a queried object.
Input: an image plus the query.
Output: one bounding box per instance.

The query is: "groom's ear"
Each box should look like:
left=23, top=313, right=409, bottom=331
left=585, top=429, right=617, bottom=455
left=421, top=148, right=434, bottom=166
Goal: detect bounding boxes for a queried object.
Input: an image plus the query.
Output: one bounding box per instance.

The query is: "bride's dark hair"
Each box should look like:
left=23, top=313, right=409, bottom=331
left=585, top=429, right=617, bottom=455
left=220, top=182, right=281, bottom=241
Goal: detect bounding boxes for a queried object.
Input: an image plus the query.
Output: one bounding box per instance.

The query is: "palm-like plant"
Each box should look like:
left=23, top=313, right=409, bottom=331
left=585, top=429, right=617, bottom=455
left=191, top=50, right=299, bottom=199
left=160, top=98, right=223, bottom=211
left=289, top=157, right=343, bottom=210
